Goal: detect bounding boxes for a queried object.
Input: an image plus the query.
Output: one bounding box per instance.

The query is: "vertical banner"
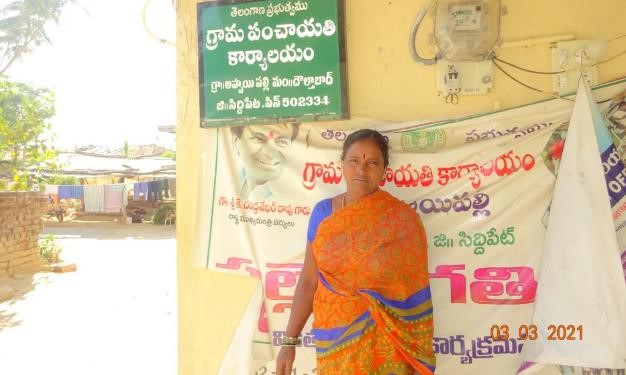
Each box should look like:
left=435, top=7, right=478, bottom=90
left=518, top=81, right=626, bottom=374
left=193, top=79, right=626, bottom=374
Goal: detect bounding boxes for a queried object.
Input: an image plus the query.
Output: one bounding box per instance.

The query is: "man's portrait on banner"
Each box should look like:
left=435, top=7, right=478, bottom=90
left=230, top=123, right=300, bottom=200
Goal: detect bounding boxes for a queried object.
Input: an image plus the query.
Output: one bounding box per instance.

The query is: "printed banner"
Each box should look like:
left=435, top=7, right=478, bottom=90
left=193, top=79, right=626, bottom=375
left=517, top=81, right=626, bottom=374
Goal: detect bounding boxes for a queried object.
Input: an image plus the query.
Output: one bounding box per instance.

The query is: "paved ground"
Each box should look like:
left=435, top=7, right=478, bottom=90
left=0, top=217, right=177, bottom=375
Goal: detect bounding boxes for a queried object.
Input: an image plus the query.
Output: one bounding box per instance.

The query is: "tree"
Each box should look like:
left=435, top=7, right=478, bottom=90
left=0, top=79, right=58, bottom=190
left=0, top=0, right=73, bottom=74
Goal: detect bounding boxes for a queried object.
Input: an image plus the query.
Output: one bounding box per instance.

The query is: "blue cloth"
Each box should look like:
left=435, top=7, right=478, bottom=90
left=133, top=182, right=149, bottom=201
left=58, top=185, right=83, bottom=199
left=307, top=198, right=333, bottom=242
left=147, top=181, right=157, bottom=201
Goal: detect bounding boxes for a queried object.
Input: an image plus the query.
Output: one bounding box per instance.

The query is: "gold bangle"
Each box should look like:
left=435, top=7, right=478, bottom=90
left=281, top=336, right=301, bottom=346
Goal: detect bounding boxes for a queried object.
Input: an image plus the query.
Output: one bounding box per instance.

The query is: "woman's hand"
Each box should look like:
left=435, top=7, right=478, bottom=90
left=275, top=346, right=296, bottom=375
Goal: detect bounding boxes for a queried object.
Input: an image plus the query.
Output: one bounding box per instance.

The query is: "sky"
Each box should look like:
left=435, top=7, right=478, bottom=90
left=5, top=0, right=176, bottom=150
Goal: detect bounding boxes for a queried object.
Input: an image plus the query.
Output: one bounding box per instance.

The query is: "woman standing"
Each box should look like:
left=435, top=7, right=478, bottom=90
left=276, top=129, right=436, bottom=374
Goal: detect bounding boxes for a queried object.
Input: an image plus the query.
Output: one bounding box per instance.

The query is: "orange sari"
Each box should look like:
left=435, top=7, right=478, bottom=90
left=311, top=190, right=436, bottom=374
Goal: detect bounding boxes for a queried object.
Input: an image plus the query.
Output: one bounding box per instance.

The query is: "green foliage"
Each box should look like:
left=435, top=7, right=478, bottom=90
left=151, top=204, right=175, bottom=225
left=160, top=150, right=175, bottom=160
left=0, top=0, right=74, bottom=74
left=0, top=79, right=58, bottom=190
left=39, top=233, right=62, bottom=264
left=46, top=175, right=76, bottom=185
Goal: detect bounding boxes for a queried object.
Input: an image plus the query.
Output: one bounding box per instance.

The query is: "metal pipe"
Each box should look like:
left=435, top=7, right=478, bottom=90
left=498, top=34, right=576, bottom=49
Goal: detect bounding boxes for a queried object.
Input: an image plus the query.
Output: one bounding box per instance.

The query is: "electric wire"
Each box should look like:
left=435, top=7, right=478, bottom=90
left=493, top=56, right=564, bottom=75
left=594, top=49, right=626, bottom=67
left=609, top=34, right=626, bottom=42
left=494, top=34, right=626, bottom=75
left=492, top=59, right=621, bottom=104
left=492, top=59, right=573, bottom=101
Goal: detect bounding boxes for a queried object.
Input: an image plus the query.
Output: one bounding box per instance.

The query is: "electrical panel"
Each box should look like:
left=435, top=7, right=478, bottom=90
left=435, top=59, right=493, bottom=96
left=550, top=40, right=598, bottom=95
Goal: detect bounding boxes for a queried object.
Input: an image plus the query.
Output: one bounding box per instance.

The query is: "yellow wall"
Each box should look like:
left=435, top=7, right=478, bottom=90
left=177, top=1, right=626, bottom=373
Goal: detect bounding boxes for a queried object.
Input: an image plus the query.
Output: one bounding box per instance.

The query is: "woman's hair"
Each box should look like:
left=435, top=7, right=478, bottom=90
left=230, top=123, right=300, bottom=140
left=341, top=129, right=389, bottom=167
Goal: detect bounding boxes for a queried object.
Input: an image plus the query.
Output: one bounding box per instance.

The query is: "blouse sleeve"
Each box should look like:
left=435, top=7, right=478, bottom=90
left=307, top=199, right=332, bottom=243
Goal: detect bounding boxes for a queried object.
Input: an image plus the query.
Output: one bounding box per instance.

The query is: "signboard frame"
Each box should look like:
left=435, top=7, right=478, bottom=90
left=197, top=0, right=349, bottom=128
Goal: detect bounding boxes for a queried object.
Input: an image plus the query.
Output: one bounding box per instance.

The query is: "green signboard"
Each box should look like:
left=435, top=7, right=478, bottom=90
left=197, top=0, right=348, bottom=128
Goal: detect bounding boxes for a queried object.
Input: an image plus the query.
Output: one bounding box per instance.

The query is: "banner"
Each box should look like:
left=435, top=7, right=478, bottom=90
left=517, top=81, right=626, bottom=374
left=193, top=79, right=626, bottom=375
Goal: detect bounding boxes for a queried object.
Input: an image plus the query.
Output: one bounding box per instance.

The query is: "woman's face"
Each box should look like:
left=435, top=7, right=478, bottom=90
left=342, top=139, right=386, bottom=196
left=235, top=124, right=294, bottom=183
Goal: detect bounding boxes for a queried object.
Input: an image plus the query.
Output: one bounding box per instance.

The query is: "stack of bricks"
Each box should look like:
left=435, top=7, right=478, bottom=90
left=0, top=192, right=47, bottom=276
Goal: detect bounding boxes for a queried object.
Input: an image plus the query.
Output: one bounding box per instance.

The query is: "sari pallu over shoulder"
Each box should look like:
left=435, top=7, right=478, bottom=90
left=311, top=190, right=436, bottom=375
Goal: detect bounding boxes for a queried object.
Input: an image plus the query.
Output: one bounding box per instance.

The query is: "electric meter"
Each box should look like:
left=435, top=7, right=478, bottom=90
left=434, top=0, right=501, bottom=61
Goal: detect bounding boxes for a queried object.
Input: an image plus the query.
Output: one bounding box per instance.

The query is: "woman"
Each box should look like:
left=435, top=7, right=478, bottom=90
left=276, top=129, right=436, bottom=374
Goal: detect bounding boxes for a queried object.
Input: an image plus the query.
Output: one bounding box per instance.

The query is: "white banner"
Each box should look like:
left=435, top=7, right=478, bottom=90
left=193, top=79, right=626, bottom=375
left=517, top=81, right=626, bottom=374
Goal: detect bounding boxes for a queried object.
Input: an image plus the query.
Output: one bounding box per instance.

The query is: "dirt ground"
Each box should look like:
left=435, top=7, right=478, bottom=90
left=0, top=216, right=177, bottom=375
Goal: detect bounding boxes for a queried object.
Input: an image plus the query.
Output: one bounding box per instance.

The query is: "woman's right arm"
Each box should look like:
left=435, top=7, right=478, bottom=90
left=275, top=241, right=318, bottom=375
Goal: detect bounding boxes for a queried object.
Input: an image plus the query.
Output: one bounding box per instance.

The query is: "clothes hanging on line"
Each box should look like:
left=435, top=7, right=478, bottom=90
left=146, top=180, right=164, bottom=201
left=161, top=179, right=170, bottom=199
left=84, top=185, right=105, bottom=213
left=133, top=182, right=149, bottom=201
left=168, top=178, right=176, bottom=198
left=44, top=184, right=59, bottom=195
left=58, top=185, right=84, bottom=199
left=104, top=184, right=125, bottom=213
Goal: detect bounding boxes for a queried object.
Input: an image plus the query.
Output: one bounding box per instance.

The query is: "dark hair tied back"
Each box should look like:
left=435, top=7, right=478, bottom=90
left=341, top=129, right=389, bottom=167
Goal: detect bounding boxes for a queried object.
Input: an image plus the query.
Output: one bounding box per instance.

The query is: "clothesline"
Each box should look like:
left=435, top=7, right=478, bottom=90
left=43, top=178, right=176, bottom=214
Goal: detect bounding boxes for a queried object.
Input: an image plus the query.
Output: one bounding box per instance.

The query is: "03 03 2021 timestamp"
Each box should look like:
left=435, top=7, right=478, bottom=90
left=489, top=324, right=584, bottom=341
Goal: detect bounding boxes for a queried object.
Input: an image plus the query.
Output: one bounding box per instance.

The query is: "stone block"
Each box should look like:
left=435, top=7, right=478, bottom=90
left=8, top=254, right=38, bottom=268
left=0, top=249, right=35, bottom=262
left=50, top=262, right=77, bottom=273
left=9, top=261, right=41, bottom=275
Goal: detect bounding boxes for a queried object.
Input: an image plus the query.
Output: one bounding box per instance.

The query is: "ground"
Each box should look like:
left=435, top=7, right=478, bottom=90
left=0, top=216, right=177, bottom=375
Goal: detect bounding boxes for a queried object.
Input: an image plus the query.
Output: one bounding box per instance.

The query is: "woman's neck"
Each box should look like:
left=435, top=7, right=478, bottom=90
left=343, top=188, right=379, bottom=206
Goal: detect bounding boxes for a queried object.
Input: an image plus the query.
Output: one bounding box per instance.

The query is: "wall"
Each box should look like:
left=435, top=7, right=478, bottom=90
left=176, top=0, right=626, bottom=373
left=0, top=192, right=46, bottom=276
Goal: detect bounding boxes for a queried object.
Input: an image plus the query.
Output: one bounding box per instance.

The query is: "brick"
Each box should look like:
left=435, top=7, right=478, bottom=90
left=1, top=240, right=16, bottom=250
left=0, top=250, right=36, bottom=262
left=8, top=261, right=40, bottom=275
left=0, top=196, right=17, bottom=204
left=50, top=262, right=77, bottom=273
left=9, top=254, right=39, bottom=268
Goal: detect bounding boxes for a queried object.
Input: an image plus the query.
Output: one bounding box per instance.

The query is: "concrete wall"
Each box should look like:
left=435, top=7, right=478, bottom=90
left=176, top=1, right=626, bottom=373
left=0, top=192, right=46, bottom=276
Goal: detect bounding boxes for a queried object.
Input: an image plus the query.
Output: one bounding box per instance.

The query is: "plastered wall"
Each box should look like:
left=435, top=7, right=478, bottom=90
left=176, top=1, right=626, bottom=373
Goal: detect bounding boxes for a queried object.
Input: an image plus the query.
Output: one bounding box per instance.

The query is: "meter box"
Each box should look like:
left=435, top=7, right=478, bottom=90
left=434, top=0, right=501, bottom=61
